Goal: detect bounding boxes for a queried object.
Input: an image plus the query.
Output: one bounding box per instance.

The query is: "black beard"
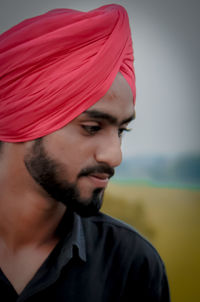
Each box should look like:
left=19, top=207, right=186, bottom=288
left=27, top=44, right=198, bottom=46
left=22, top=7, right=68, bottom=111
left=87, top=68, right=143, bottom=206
left=24, top=138, right=112, bottom=217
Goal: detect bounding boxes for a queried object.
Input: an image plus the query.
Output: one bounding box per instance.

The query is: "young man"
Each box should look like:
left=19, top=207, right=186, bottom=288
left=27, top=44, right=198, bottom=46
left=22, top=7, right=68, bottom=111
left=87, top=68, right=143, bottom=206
left=0, top=4, right=170, bottom=301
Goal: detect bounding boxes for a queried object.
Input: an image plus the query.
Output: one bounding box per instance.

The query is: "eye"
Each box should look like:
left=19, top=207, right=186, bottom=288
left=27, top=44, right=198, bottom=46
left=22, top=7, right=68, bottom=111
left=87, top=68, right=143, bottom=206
left=82, top=125, right=101, bottom=135
left=118, top=128, right=131, bottom=137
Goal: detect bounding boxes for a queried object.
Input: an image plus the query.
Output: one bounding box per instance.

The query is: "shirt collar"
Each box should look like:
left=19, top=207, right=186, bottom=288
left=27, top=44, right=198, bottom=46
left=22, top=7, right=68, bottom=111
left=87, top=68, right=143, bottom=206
left=70, top=213, right=87, bottom=262
left=13, top=211, right=87, bottom=301
left=59, top=211, right=87, bottom=264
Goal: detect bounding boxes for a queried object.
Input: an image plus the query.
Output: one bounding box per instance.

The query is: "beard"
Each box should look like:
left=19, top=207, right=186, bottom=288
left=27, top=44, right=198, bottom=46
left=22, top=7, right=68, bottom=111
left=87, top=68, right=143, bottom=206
left=24, top=138, right=114, bottom=217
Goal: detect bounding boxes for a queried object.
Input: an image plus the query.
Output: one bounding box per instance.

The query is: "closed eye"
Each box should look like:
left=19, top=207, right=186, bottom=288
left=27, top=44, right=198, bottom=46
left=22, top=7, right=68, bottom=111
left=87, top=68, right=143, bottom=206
left=82, top=124, right=132, bottom=137
left=82, top=125, right=101, bottom=135
left=118, top=128, right=132, bottom=137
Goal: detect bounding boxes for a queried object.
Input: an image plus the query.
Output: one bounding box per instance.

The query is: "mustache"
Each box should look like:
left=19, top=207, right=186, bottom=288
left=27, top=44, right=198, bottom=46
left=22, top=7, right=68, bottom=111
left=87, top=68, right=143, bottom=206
left=78, top=164, right=115, bottom=179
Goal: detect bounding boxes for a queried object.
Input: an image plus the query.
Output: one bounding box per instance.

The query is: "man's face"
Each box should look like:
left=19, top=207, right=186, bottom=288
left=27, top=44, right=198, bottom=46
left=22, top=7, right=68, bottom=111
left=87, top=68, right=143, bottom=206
left=24, top=73, right=135, bottom=216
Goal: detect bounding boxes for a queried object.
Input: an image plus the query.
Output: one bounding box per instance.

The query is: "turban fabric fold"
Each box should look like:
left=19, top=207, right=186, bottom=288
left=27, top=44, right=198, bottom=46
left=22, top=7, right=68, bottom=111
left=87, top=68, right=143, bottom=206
left=0, top=4, right=136, bottom=142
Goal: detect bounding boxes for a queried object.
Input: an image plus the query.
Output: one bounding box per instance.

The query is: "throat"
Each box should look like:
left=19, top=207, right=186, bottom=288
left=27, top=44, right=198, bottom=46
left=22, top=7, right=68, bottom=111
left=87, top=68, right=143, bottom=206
left=0, top=194, right=67, bottom=249
left=0, top=239, right=59, bottom=295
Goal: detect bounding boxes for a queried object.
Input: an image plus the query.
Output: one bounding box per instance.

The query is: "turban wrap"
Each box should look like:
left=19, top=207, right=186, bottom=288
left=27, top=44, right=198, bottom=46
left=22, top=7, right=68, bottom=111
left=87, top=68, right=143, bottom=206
left=0, top=4, right=136, bottom=142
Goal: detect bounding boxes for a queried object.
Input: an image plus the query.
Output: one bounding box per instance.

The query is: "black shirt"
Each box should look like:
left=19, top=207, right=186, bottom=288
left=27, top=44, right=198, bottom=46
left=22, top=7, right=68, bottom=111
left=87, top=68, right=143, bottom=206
left=0, top=211, right=170, bottom=302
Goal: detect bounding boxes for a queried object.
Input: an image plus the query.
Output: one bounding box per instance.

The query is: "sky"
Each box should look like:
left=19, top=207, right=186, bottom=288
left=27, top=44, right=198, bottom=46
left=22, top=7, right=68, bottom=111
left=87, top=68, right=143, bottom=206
left=1, top=0, right=200, bottom=158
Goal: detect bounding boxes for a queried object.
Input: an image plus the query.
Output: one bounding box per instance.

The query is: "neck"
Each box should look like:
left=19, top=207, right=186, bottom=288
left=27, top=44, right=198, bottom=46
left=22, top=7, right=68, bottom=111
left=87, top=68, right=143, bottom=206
left=0, top=145, right=66, bottom=251
left=0, top=188, right=66, bottom=251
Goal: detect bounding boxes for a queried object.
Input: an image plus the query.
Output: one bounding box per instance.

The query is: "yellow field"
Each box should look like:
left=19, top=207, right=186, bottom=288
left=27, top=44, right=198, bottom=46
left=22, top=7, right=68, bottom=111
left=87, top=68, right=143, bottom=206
left=102, top=183, right=200, bottom=302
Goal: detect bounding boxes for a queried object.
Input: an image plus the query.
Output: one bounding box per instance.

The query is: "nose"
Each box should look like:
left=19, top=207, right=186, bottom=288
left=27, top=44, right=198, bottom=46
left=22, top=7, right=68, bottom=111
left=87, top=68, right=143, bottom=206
left=95, top=134, right=122, bottom=168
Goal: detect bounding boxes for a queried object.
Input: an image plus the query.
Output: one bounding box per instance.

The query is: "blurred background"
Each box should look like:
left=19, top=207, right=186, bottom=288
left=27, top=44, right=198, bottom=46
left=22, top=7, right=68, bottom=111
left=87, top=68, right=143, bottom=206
left=1, top=0, right=200, bottom=301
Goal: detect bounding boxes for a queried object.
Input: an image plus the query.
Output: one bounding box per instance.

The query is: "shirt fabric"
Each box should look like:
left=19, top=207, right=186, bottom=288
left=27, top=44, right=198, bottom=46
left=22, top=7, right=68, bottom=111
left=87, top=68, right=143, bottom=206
left=0, top=211, right=170, bottom=302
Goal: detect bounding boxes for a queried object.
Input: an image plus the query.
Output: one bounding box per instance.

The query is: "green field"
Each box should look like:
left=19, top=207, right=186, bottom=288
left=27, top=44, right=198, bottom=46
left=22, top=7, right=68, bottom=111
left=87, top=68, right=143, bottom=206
left=102, top=182, right=200, bottom=302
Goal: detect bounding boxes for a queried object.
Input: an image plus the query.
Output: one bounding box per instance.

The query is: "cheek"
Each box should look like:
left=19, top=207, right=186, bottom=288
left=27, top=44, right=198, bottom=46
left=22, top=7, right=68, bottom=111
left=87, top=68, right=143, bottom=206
left=43, top=132, right=95, bottom=180
left=44, top=130, right=80, bottom=159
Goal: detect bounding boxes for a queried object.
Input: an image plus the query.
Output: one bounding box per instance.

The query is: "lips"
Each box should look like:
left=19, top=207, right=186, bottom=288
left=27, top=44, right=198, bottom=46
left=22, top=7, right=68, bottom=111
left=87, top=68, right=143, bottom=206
left=90, top=173, right=110, bottom=180
left=87, top=173, right=110, bottom=188
left=78, top=165, right=114, bottom=188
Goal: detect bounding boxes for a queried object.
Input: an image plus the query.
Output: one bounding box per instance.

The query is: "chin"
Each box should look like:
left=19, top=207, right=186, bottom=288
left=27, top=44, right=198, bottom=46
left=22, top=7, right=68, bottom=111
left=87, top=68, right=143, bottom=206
left=64, top=188, right=104, bottom=217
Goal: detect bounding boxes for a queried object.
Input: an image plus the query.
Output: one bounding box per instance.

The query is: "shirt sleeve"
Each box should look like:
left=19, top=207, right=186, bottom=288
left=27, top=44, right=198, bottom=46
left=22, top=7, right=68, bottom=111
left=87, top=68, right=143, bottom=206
left=121, top=257, right=171, bottom=302
left=159, top=266, right=171, bottom=302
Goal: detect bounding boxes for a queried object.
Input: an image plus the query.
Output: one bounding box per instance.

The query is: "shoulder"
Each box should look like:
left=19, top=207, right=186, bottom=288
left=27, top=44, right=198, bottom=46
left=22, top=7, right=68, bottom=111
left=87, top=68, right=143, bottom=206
left=81, top=212, right=164, bottom=268
left=81, top=213, right=170, bottom=300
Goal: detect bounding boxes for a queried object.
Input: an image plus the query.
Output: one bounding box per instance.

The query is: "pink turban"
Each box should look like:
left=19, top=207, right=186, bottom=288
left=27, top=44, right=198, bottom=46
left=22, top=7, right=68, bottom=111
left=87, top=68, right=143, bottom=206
left=0, top=4, right=136, bottom=142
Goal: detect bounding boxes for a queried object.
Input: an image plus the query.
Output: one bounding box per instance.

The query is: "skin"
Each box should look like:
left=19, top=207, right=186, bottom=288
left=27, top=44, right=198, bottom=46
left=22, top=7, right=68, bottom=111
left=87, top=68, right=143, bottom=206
left=0, top=72, right=135, bottom=294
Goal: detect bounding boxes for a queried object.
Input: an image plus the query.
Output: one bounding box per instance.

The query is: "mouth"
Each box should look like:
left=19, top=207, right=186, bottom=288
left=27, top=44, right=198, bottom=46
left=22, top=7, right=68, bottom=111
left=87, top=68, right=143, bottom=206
left=86, top=173, right=110, bottom=188
left=78, top=164, right=114, bottom=189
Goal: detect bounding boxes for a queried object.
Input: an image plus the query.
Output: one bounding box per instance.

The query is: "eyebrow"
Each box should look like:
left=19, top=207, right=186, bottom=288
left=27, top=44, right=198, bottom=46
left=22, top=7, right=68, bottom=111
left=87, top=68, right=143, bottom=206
left=83, top=109, right=135, bottom=125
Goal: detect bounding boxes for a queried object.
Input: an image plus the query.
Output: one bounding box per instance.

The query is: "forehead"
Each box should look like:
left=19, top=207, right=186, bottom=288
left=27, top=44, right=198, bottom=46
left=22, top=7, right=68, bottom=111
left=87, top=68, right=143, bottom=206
left=85, top=73, right=135, bottom=120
